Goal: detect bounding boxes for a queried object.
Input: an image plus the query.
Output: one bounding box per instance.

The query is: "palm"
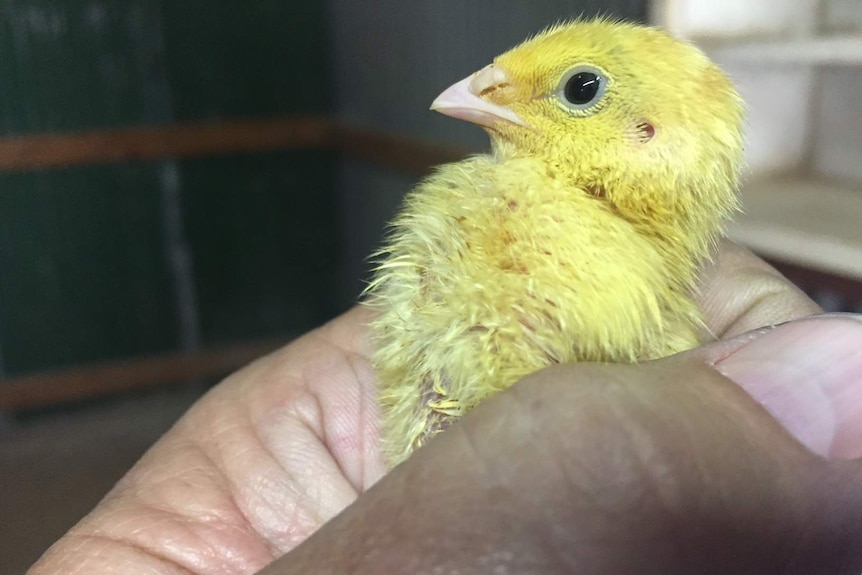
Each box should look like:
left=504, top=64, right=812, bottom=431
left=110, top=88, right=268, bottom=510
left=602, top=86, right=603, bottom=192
left=30, top=305, right=382, bottom=574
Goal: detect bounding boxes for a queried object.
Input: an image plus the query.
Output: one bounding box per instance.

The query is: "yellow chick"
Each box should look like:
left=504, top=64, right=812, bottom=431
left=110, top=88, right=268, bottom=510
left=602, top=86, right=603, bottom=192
left=365, top=19, right=744, bottom=466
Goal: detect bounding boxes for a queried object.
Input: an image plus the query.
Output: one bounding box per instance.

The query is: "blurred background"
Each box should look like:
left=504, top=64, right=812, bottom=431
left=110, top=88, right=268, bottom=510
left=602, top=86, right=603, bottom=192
left=0, top=0, right=860, bottom=572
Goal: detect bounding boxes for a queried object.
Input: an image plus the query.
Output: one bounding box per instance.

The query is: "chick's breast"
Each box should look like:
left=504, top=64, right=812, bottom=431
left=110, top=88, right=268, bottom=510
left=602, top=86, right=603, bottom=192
left=368, top=155, right=701, bottom=464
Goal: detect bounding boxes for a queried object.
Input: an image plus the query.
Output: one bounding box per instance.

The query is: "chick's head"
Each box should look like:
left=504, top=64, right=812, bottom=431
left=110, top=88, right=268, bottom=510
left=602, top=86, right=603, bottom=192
left=432, top=19, right=745, bottom=244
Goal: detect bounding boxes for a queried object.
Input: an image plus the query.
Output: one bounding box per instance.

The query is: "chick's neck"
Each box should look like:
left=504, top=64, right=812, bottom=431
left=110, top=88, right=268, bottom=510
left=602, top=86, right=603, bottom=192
left=491, top=134, right=737, bottom=282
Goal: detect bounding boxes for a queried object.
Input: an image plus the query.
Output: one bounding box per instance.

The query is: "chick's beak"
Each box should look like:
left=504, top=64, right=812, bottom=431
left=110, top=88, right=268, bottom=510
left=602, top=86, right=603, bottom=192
left=430, top=64, right=528, bottom=129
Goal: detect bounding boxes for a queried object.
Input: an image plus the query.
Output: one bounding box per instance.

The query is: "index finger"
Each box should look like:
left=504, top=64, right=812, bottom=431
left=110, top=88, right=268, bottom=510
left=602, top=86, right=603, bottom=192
left=697, top=239, right=823, bottom=339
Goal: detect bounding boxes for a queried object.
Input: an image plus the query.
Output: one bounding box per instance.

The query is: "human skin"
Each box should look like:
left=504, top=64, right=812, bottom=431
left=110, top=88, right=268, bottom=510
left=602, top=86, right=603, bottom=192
left=28, top=241, right=862, bottom=574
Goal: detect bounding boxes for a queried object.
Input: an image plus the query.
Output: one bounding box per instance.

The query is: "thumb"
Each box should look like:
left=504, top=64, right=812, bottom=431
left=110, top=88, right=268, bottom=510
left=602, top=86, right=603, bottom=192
left=707, top=314, right=862, bottom=459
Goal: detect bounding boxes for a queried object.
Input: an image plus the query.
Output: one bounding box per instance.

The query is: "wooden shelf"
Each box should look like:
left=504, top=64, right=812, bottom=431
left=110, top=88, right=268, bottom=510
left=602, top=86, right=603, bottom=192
left=700, top=34, right=862, bottom=65
left=728, top=177, right=862, bottom=280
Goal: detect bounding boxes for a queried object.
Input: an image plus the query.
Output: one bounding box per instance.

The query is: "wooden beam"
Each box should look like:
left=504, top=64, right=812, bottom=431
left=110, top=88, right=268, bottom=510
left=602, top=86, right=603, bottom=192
left=330, top=124, right=468, bottom=174
left=0, top=116, right=332, bottom=172
left=0, top=117, right=471, bottom=175
left=0, top=339, right=285, bottom=410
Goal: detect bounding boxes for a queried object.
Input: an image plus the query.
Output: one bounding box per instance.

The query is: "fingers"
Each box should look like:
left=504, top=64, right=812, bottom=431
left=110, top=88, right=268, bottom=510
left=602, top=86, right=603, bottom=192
left=265, top=319, right=862, bottom=574
left=697, top=239, right=822, bottom=338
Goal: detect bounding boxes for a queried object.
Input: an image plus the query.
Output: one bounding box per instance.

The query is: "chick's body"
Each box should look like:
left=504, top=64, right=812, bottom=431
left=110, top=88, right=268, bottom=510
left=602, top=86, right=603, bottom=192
left=366, top=20, right=744, bottom=465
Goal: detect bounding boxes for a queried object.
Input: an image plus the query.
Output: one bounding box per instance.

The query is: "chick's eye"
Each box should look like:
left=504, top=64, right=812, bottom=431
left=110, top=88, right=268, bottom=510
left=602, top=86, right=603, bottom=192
left=565, top=72, right=600, bottom=104
left=556, top=66, right=608, bottom=113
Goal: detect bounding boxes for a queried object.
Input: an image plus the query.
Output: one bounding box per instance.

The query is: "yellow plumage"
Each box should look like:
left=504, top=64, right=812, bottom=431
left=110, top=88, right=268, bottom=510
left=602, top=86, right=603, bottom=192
left=364, top=19, right=745, bottom=466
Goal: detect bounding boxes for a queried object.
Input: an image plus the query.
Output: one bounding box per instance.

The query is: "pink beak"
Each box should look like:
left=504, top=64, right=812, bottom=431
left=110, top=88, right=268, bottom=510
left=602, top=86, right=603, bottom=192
left=430, top=64, right=528, bottom=129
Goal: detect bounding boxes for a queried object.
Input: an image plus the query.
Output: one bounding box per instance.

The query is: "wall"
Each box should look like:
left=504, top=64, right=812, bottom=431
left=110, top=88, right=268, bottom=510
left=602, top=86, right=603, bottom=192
left=0, top=1, right=336, bottom=377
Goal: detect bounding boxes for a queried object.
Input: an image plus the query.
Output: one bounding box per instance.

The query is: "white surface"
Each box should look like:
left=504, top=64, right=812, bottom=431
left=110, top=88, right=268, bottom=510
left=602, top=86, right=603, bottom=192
left=718, top=66, right=814, bottom=175
left=703, top=36, right=862, bottom=65
left=653, top=0, right=818, bottom=38
left=812, top=66, right=862, bottom=182
left=729, top=178, right=862, bottom=279
left=825, top=0, right=862, bottom=32
left=654, top=0, right=862, bottom=279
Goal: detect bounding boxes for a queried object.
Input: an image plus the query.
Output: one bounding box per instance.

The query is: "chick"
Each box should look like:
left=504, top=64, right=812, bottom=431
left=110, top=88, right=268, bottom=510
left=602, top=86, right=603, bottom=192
left=365, top=19, right=744, bottom=466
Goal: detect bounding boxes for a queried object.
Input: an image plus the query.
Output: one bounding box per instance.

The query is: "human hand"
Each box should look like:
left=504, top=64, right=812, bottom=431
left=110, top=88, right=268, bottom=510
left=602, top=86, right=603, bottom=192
left=30, top=241, right=862, bottom=574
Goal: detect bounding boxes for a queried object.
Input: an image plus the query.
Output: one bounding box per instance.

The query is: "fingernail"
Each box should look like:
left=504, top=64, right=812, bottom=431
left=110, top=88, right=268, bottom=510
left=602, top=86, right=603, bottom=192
left=714, top=314, right=862, bottom=459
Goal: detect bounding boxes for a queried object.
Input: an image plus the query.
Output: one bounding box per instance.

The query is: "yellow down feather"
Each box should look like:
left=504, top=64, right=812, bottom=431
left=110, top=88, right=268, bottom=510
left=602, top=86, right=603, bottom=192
left=364, top=19, right=745, bottom=466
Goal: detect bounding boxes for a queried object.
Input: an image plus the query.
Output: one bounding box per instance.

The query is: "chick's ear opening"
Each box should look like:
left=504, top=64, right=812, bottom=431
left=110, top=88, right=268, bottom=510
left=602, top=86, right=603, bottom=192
left=629, top=120, right=656, bottom=144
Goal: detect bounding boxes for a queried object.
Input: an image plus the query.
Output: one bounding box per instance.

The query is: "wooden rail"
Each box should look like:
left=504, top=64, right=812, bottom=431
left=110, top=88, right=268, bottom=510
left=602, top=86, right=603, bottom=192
left=0, top=117, right=330, bottom=172
left=329, top=124, right=466, bottom=173
left=0, top=339, right=285, bottom=410
left=0, top=116, right=468, bottom=174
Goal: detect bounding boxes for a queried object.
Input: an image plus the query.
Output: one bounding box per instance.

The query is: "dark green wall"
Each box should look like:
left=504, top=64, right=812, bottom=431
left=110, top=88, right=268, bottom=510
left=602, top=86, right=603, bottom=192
left=0, top=1, right=336, bottom=375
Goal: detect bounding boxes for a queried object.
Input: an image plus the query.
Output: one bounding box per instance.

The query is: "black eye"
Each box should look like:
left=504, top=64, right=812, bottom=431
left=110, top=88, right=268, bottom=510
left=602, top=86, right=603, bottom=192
left=565, top=72, right=601, bottom=104
left=556, top=66, right=608, bottom=113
